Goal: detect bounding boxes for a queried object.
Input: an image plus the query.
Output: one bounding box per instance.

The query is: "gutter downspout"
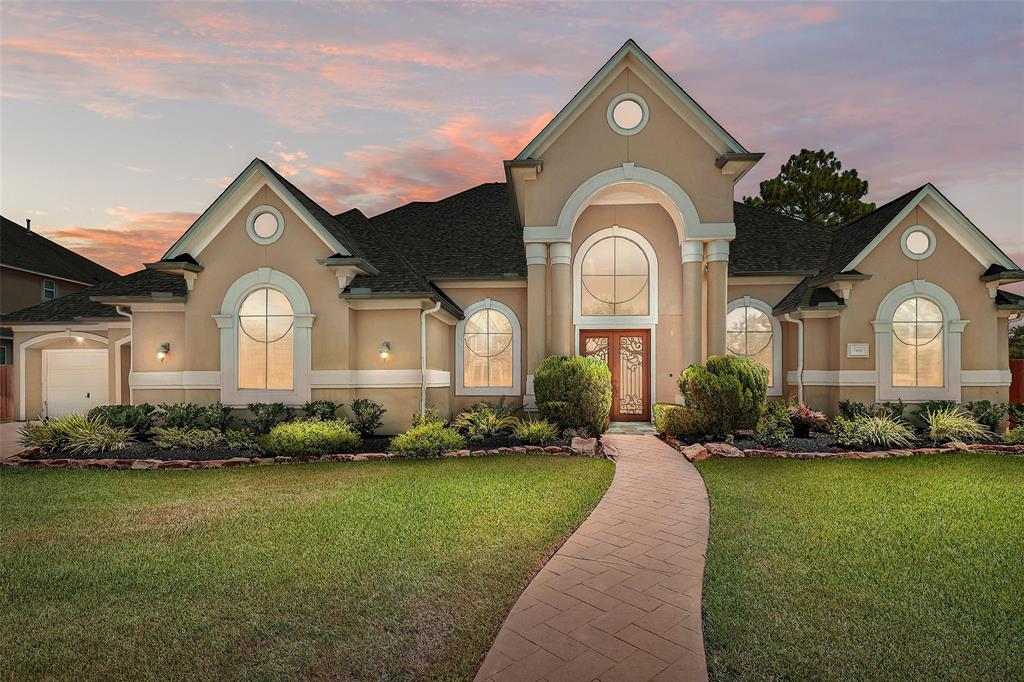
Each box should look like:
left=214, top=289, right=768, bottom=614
left=115, top=305, right=133, bottom=405
left=420, top=301, right=442, bottom=417
left=784, top=313, right=804, bottom=405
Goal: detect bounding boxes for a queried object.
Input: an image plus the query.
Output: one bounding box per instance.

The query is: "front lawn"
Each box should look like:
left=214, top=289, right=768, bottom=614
left=0, top=456, right=613, bottom=681
left=697, top=452, right=1024, bottom=681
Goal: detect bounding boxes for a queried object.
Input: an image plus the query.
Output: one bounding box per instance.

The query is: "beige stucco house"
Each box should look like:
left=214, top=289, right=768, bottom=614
left=5, top=40, right=1023, bottom=432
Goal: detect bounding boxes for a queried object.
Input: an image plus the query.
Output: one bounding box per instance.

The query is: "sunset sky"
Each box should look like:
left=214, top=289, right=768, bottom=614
left=1, top=1, right=1022, bottom=280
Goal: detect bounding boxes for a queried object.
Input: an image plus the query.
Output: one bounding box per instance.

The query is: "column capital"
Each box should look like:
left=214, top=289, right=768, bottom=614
left=525, top=242, right=548, bottom=266
left=706, top=239, right=730, bottom=262
left=681, top=240, right=704, bottom=263
left=549, top=242, right=572, bottom=266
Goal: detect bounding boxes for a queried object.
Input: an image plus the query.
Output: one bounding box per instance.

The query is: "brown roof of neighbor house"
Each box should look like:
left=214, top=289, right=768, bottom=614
left=1, top=215, right=119, bottom=285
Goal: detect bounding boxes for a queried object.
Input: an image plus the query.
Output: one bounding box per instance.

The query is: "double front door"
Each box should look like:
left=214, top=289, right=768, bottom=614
left=579, top=329, right=651, bottom=422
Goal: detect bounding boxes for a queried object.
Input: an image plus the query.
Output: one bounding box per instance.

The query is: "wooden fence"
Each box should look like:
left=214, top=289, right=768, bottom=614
left=0, top=365, right=12, bottom=420
left=1011, top=359, right=1024, bottom=405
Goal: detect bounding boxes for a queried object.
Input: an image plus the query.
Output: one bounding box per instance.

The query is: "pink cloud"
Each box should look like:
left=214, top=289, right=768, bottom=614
left=718, top=4, right=840, bottom=41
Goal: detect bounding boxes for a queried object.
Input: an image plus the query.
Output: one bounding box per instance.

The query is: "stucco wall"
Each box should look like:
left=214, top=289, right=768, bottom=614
left=519, top=66, right=734, bottom=229
left=1, top=268, right=90, bottom=315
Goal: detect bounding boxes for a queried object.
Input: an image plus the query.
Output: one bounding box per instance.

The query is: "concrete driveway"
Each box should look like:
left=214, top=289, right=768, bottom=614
left=1, top=422, right=26, bottom=460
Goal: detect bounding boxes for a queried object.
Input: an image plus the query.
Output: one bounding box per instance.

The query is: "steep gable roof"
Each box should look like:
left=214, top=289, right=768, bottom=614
left=1, top=216, right=118, bottom=285
left=820, top=186, right=925, bottom=277
left=516, top=39, right=748, bottom=161
left=162, top=158, right=368, bottom=263
left=731, top=202, right=833, bottom=275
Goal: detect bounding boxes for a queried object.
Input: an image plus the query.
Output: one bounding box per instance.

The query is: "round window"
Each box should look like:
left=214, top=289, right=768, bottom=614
left=246, top=205, right=284, bottom=244
left=607, top=94, right=649, bottom=135
left=901, top=225, right=935, bottom=260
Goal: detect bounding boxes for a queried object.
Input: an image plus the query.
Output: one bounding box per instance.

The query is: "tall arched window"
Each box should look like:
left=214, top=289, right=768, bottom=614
left=238, top=287, right=294, bottom=390
left=891, top=297, right=943, bottom=387
left=456, top=299, right=521, bottom=396
left=726, top=301, right=777, bottom=388
left=581, top=235, right=650, bottom=316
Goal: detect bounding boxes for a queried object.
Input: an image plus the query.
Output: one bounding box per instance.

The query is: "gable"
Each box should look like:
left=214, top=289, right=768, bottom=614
left=162, top=159, right=360, bottom=262
left=843, top=185, right=1017, bottom=273
left=517, top=40, right=747, bottom=161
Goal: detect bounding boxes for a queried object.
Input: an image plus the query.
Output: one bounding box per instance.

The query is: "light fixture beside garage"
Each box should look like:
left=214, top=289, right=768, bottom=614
left=157, top=342, right=171, bottom=362
left=378, top=341, right=391, bottom=360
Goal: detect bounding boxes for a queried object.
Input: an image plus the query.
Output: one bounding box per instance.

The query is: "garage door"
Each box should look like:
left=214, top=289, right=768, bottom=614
left=43, top=349, right=109, bottom=418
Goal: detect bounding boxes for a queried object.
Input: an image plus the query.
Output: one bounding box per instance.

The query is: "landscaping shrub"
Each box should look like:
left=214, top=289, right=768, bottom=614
left=832, top=415, right=914, bottom=449
left=158, top=402, right=207, bottom=428
left=535, top=355, right=612, bottom=435
left=453, top=402, right=517, bottom=442
left=389, top=422, right=465, bottom=458
left=302, top=400, right=341, bottom=422
left=788, top=403, right=827, bottom=438
left=225, top=428, right=262, bottom=451
left=678, top=355, right=767, bottom=436
left=873, top=400, right=906, bottom=420
left=87, top=403, right=158, bottom=433
left=261, top=419, right=360, bottom=456
left=837, top=400, right=870, bottom=420
left=151, top=427, right=224, bottom=450
left=411, top=405, right=445, bottom=428
left=19, top=414, right=133, bottom=455
left=965, top=400, right=1007, bottom=432
left=350, top=398, right=386, bottom=437
left=838, top=400, right=904, bottom=420
left=912, top=400, right=958, bottom=423
left=204, top=402, right=234, bottom=433
left=1004, top=426, right=1024, bottom=445
left=652, top=402, right=711, bottom=439
left=247, top=402, right=292, bottom=434
left=511, top=418, right=560, bottom=445
left=924, top=406, right=989, bottom=444
left=756, top=401, right=794, bottom=447
left=1009, top=402, right=1024, bottom=426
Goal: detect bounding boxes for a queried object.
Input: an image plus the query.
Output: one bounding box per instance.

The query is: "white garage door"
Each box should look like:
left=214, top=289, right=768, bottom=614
left=44, top=349, right=109, bottom=418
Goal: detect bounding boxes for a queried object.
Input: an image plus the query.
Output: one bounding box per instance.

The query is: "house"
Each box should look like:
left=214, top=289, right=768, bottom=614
left=1, top=215, right=119, bottom=367
left=4, top=40, right=1023, bottom=428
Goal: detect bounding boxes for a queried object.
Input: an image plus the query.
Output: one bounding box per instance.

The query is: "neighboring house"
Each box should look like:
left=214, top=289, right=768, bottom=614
left=0, top=215, right=119, bottom=367
left=4, top=40, right=1023, bottom=427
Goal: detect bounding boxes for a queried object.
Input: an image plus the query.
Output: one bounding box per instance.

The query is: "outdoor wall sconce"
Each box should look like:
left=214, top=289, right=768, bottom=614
left=157, top=342, right=171, bottom=362
left=378, top=341, right=391, bottom=360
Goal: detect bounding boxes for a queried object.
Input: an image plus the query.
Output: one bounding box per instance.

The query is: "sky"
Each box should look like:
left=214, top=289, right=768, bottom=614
left=1, top=1, right=1022, bottom=285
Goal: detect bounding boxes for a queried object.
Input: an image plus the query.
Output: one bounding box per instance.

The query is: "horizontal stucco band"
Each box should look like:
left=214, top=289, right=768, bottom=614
left=130, top=369, right=452, bottom=390
left=787, top=369, right=1011, bottom=387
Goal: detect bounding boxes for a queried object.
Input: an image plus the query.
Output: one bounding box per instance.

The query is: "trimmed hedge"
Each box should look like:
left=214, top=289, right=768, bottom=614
left=260, top=419, right=360, bottom=456
left=389, top=422, right=465, bottom=458
left=678, top=355, right=767, bottom=436
left=652, top=403, right=711, bottom=439
left=535, top=356, right=612, bottom=435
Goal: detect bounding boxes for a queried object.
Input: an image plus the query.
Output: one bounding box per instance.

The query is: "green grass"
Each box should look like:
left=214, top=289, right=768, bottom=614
left=696, top=452, right=1024, bottom=681
left=0, top=456, right=614, bottom=681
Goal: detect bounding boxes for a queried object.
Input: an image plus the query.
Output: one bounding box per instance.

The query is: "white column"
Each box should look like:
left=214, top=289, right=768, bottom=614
left=681, top=240, right=704, bottom=368
left=549, top=242, right=573, bottom=357
left=525, top=242, right=548, bottom=408
left=706, top=239, right=730, bottom=357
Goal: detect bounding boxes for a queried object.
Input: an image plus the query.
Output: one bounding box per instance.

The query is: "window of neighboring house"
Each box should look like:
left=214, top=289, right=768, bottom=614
left=0, top=346, right=8, bottom=365
left=892, top=296, right=943, bottom=387
left=581, top=235, right=650, bottom=316
left=237, top=287, right=294, bottom=390
left=726, top=304, right=775, bottom=387
left=42, top=280, right=57, bottom=301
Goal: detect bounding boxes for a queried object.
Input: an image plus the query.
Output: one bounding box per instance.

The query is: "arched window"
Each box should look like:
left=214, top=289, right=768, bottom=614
left=238, top=288, right=294, bottom=390
left=581, top=235, right=650, bottom=316
left=891, top=297, right=943, bottom=387
left=456, top=299, right=521, bottom=396
left=726, top=299, right=778, bottom=390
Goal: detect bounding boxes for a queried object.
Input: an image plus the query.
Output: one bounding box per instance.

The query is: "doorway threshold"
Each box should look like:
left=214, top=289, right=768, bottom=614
left=606, top=422, right=657, bottom=435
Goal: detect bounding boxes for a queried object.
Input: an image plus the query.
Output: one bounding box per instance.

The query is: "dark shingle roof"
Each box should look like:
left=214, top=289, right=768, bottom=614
left=259, top=161, right=369, bottom=262
left=368, top=183, right=525, bottom=280
left=1, top=216, right=119, bottom=285
left=0, top=270, right=186, bottom=324
left=995, top=289, right=1024, bottom=309
left=731, top=202, right=833, bottom=275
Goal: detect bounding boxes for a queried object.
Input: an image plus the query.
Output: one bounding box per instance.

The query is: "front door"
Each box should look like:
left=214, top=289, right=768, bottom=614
left=579, top=329, right=651, bottom=422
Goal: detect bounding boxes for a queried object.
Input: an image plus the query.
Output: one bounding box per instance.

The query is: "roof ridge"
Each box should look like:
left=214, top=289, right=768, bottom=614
left=732, top=201, right=831, bottom=232
left=838, top=184, right=927, bottom=230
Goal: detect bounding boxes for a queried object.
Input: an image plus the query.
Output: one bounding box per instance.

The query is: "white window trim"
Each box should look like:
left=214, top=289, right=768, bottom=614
left=900, top=224, right=936, bottom=260
left=245, top=205, right=284, bottom=245
left=214, top=267, right=314, bottom=406
left=607, top=93, right=650, bottom=136
left=455, top=298, right=522, bottom=397
left=573, top=225, right=659, bottom=327
left=42, top=279, right=57, bottom=301
left=727, top=297, right=782, bottom=397
left=872, top=280, right=967, bottom=402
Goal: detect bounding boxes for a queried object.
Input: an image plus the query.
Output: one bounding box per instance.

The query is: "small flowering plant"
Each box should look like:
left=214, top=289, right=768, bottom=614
left=788, top=404, right=827, bottom=438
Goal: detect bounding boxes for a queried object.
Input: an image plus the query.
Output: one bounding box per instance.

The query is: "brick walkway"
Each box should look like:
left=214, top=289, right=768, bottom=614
left=475, top=434, right=710, bottom=682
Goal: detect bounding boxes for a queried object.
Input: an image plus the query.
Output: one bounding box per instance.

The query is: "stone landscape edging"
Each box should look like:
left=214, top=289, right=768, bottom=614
left=663, top=437, right=1024, bottom=462
left=4, top=437, right=605, bottom=471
